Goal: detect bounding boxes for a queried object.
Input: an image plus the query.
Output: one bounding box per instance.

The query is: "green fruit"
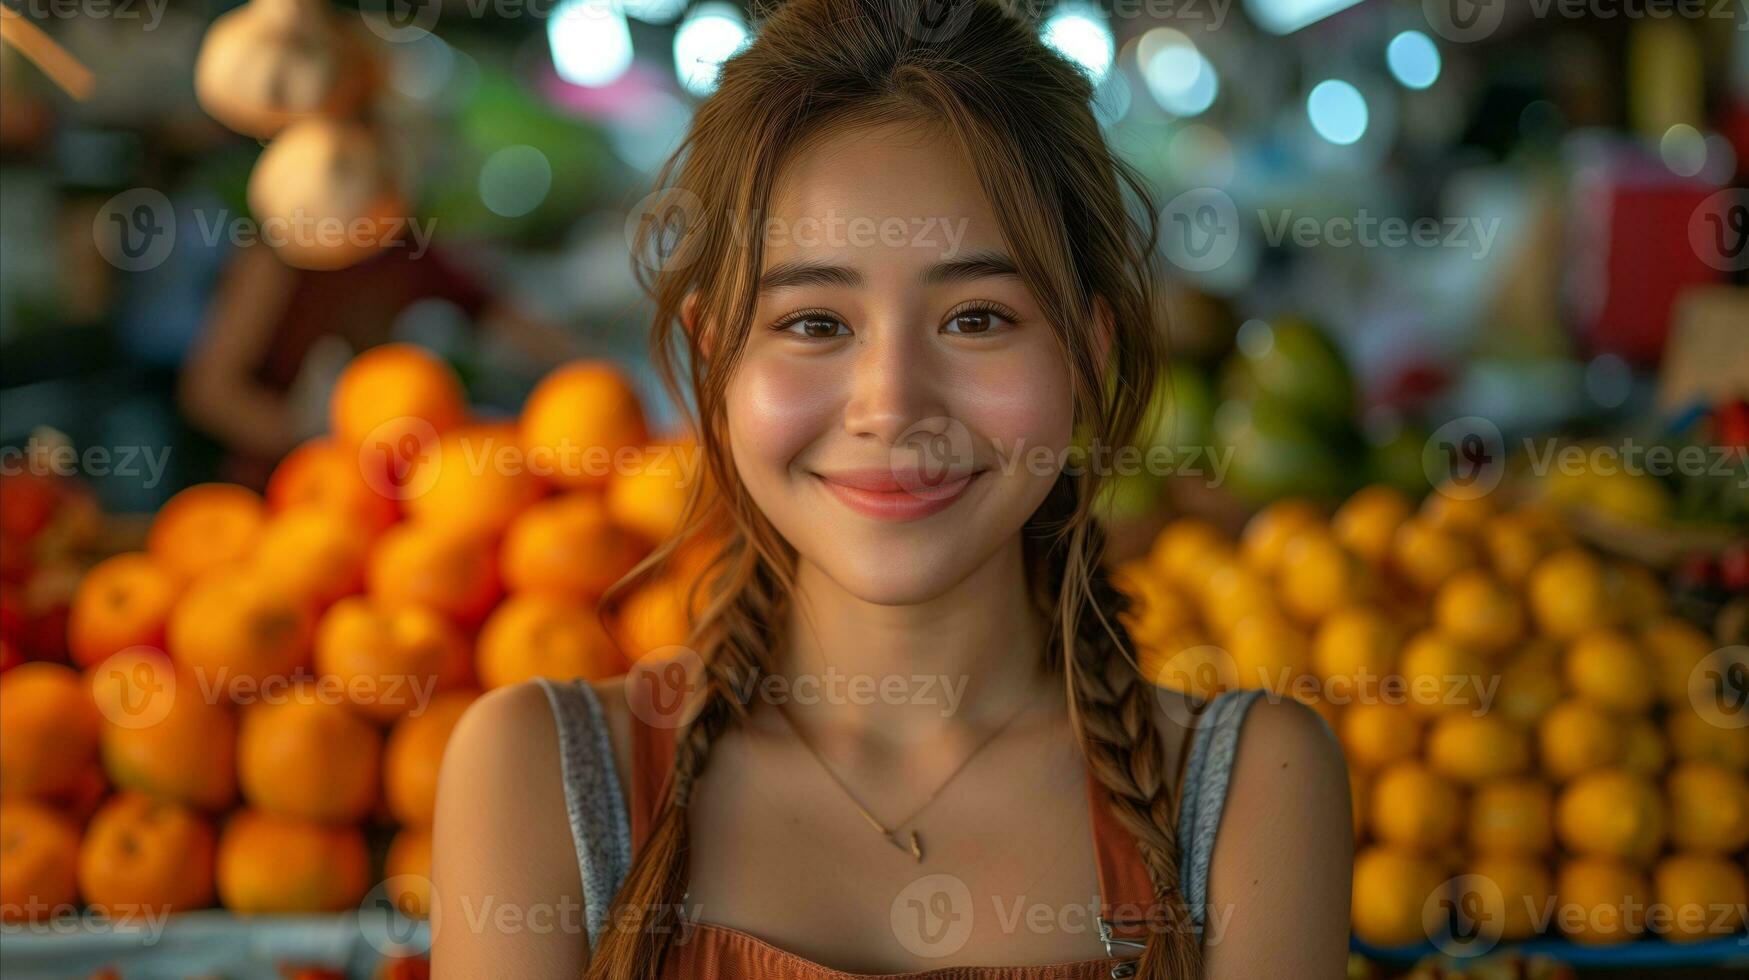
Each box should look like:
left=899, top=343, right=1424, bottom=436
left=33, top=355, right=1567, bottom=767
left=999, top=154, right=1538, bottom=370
left=1214, top=397, right=1351, bottom=504
left=1224, top=318, right=1353, bottom=426
left=1138, top=361, right=1215, bottom=451
left=1094, top=471, right=1163, bottom=522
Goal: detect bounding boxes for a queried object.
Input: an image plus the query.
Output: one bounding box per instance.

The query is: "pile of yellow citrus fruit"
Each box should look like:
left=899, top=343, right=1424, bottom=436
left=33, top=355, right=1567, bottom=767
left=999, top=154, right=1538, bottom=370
left=0, top=344, right=712, bottom=926
left=1115, top=485, right=1749, bottom=950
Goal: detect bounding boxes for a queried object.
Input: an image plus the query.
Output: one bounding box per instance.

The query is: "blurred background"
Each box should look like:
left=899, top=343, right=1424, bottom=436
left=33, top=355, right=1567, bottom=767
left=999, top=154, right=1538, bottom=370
left=0, top=1, right=1746, bottom=978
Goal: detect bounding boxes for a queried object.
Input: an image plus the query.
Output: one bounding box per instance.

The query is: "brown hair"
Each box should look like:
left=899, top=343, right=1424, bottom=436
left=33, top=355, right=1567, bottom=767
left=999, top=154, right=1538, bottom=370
left=593, top=0, right=1199, bottom=975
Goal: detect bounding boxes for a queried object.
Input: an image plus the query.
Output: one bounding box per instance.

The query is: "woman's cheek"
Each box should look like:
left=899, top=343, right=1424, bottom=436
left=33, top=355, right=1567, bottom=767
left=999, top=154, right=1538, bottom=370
left=955, top=349, right=1075, bottom=469
left=727, top=350, right=838, bottom=475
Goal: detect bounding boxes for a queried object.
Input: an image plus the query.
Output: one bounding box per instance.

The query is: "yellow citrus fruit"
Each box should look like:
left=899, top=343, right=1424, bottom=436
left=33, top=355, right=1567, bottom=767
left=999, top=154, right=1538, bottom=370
left=1640, top=616, right=1714, bottom=704
left=1556, top=769, right=1666, bottom=864
left=1239, top=499, right=1325, bottom=575
left=1147, top=519, right=1230, bottom=593
left=1426, top=713, right=1531, bottom=785
left=1111, top=561, right=1198, bottom=647
left=1199, top=559, right=1278, bottom=639
left=1528, top=548, right=1615, bottom=639
left=1666, top=762, right=1749, bottom=854
left=1483, top=510, right=1558, bottom=586
left=1313, top=605, right=1400, bottom=694
left=1351, top=845, right=1446, bottom=947
left=1666, top=708, right=1749, bottom=770
left=1278, top=530, right=1368, bottom=624
left=1433, top=569, right=1524, bottom=655
left=1390, top=517, right=1480, bottom=595
left=1333, top=485, right=1412, bottom=566
left=1398, top=631, right=1490, bottom=717
left=1564, top=629, right=1655, bottom=715
left=1539, top=699, right=1625, bottom=782
left=1555, top=857, right=1648, bottom=945
left=1462, top=854, right=1554, bottom=942
left=1652, top=854, right=1747, bottom=942
left=1139, top=634, right=1233, bottom=701
left=1619, top=716, right=1668, bottom=777
left=1371, top=761, right=1463, bottom=852
left=1341, top=702, right=1422, bottom=772
left=1468, top=778, right=1554, bottom=857
left=1494, top=640, right=1563, bottom=729
left=1421, top=487, right=1496, bottom=536
left=1225, top=612, right=1310, bottom=695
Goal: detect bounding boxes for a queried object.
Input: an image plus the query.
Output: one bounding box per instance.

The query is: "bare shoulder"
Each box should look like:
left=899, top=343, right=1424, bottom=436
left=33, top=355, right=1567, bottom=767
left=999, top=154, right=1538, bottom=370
left=1200, top=694, right=1352, bottom=979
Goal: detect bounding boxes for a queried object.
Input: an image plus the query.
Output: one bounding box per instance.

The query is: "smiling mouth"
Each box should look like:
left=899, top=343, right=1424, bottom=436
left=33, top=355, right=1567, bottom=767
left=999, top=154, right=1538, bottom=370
left=811, top=470, right=985, bottom=522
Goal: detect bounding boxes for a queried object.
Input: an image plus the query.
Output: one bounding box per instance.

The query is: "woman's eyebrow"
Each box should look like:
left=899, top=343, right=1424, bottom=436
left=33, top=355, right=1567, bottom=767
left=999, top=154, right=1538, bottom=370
left=757, top=249, right=1020, bottom=293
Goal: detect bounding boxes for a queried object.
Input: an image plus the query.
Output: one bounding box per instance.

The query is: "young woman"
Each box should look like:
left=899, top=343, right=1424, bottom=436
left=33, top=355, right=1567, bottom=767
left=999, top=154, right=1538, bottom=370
left=432, top=1, right=1353, bottom=977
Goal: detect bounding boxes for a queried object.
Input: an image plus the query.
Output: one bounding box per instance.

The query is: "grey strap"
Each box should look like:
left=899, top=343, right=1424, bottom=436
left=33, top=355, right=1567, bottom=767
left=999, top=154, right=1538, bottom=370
left=1175, top=686, right=1268, bottom=929
left=536, top=677, right=634, bottom=953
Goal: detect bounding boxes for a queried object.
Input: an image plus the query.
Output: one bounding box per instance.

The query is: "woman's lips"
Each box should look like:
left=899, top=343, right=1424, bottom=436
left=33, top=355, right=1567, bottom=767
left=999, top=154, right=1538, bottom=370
left=812, top=470, right=983, bottom=522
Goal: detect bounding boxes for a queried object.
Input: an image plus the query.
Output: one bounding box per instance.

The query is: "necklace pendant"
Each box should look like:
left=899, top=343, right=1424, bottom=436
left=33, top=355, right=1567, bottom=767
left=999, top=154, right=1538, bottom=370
left=890, top=830, right=922, bottom=863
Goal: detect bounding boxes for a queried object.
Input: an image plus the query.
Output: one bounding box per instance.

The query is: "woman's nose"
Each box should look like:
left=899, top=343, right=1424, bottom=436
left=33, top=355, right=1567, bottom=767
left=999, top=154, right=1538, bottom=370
left=839, top=321, right=950, bottom=448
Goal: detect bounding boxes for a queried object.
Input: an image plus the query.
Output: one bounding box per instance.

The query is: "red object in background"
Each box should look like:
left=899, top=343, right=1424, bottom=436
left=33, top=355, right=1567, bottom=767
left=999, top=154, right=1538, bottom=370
left=1567, top=164, right=1726, bottom=366
left=0, top=638, right=20, bottom=673
left=1721, top=541, right=1749, bottom=593
left=1722, top=97, right=1749, bottom=182
left=1716, top=398, right=1749, bottom=449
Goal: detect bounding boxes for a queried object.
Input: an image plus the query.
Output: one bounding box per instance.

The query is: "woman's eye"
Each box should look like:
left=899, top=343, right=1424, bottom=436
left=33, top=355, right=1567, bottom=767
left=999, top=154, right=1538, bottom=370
left=776, top=314, right=850, bottom=339
left=943, top=307, right=1015, bottom=336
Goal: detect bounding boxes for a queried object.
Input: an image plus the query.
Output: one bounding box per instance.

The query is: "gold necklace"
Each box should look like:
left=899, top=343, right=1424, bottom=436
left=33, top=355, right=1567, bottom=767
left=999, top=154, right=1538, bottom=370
left=774, top=685, right=1047, bottom=863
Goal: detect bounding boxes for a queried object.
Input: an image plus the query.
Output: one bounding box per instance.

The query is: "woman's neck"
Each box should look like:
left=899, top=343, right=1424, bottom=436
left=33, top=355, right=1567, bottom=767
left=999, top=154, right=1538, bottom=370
left=764, top=535, right=1056, bottom=749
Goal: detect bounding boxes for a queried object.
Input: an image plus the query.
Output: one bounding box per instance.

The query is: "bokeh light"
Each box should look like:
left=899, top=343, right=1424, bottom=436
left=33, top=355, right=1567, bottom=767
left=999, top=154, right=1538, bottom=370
left=674, top=2, right=750, bottom=97
left=547, top=0, right=634, bottom=88
left=1386, top=31, right=1441, bottom=90
left=1041, top=5, right=1116, bottom=84
left=1307, top=79, right=1369, bottom=145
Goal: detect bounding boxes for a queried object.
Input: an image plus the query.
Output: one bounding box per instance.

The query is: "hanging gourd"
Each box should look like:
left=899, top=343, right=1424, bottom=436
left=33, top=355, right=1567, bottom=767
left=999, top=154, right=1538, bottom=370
left=194, top=0, right=374, bottom=139
left=247, top=117, right=406, bottom=271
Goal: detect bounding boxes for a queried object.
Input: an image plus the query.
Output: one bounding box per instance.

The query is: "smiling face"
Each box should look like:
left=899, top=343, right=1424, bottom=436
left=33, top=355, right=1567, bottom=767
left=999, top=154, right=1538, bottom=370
left=722, top=120, right=1078, bottom=605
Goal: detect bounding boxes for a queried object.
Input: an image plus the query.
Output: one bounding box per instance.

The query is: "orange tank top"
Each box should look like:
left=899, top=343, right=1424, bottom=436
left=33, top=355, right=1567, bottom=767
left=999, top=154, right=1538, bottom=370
left=621, top=696, right=1197, bottom=979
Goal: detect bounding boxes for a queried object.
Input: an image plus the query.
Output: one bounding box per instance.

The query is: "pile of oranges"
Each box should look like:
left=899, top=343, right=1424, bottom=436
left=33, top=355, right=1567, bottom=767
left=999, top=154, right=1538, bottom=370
left=0, top=344, right=709, bottom=928
left=1115, top=485, right=1749, bottom=952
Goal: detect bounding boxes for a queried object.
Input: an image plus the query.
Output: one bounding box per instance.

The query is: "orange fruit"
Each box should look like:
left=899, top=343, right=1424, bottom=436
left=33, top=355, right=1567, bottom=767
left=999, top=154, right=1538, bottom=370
left=402, top=422, right=546, bottom=535
left=1564, top=629, right=1654, bottom=714
left=1199, top=559, right=1278, bottom=639
left=166, top=569, right=314, bottom=701
left=0, top=800, right=79, bottom=921
left=1468, top=778, right=1553, bottom=857
left=519, top=360, right=649, bottom=491
left=1398, top=631, right=1490, bottom=717
left=1483, top=510, right=1559, bottom=586
left=1140, top=634, right=1233, bottom=701
left=90, top=649, right=237, bottom=811
left=1538, top=699, right=1624, bottom=783
left=1666, top=762, right=1749, bottom=854
left=1641, top=616, right=1714, bottom=704
left=1432, top=569, right=1524, bottom=655
left=1666, top=708, right=1749, bottom=769
left=366, top=520, right=502, bottom=627
left=476, top=593, right=622, bottom=689
left=328, top=342, right=466, bottom=450
left=313, top=597, right=470, bottom=723
left=0, top=662, right=101, bottom=799
left=215, top=809, right=369, bottom=913
left=252, top=506, right=370, bottom=610
left=266, top=437, right=399, bottom=537
left=1313, top=605, right=1399, bottom=693
left=1555, top=856, right=1647, bottom=944
left=1278, top=529, right=1366, bottom=624
left=1556, top=769, right=1666, bottom=864
left=1147, top=518, right=1231, bottom=592
left=1461, top=855, right=1553, bottom=942
left=1225, top=612, right=1310, bottom=695
left=1619, top=716, right=1668, bottom=777
left=146, top=483, right=266, bottom=582
left=1494, top=640, right=1563, bottom=729
left=1371, top=761, right=1462, bottom=852
left=1350, top=845, right=1445, bottom=946
left=502, top=493, right=650, bottom=601
left=1341, top=702, right=1422, bottom=772
left=385, top=826, right=432, bottom=918
left=77, top=791, right=215, bottom=919
left=1239, top=498, right=1324, bottom=575
left=1426, top=713, right=1530, bottom=785
left=1112, top=561, right=1198, bottom=647
left=384, top=689, right=478, bottom=828
left=1421, top=485, right=1497, bottom=535
left=606, top=439, right=700, bottom=543
left=68, top=552, right=180, bottom=668
left=1390, top=517, right=1479, bottom=595
left=1653, top=854, right=1747, bottom=942
left=1528, top=548, right=1614, bottom=639
left=614, top=575, right=701, bottom=659
left=237, top=685, right=382, bottom=822
left=1333, top=485, right=1412, bottom=566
